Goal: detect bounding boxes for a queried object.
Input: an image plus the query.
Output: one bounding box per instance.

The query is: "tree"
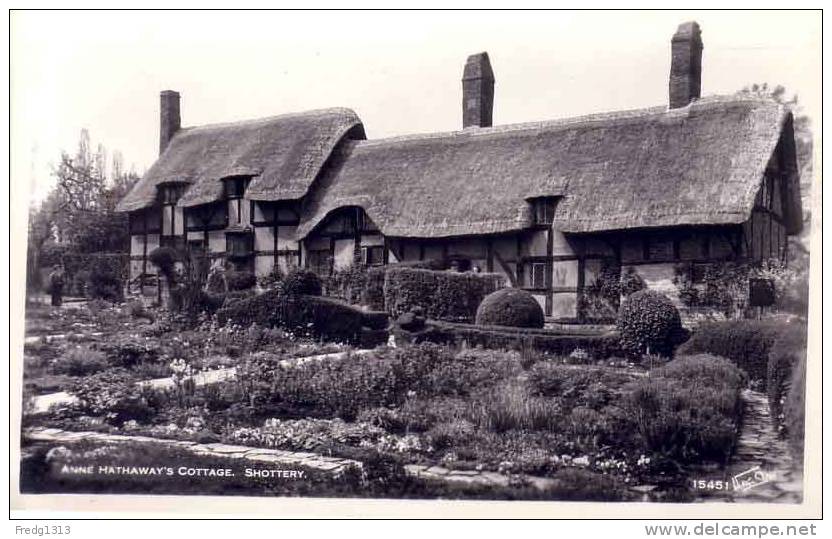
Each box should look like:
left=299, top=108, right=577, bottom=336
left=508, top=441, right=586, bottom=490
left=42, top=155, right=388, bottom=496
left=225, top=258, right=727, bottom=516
left=26, top=130, right=140, bottom=297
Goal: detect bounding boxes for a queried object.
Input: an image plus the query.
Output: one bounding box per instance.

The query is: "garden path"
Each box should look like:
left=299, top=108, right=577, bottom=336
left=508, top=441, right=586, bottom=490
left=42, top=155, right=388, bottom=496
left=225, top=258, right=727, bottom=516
left=23, top=426, right=361, bottom=475
left=700, top=389, right=803, bottom=504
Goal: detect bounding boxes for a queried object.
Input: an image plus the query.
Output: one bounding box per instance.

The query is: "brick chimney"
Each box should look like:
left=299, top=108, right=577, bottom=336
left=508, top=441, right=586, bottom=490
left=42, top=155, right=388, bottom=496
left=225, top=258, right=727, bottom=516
left=669, top=22, right=703, bottom=109
left=159, top=90, right=181, bottom=155
left=462, top=52, right=495, bottom=128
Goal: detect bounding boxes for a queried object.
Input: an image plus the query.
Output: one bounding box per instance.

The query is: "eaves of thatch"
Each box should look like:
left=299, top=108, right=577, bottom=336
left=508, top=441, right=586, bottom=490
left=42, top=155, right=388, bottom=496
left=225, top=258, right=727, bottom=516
left=115, top=108, right=364, bottom=212
left=297, top=96, right=802, bottom=239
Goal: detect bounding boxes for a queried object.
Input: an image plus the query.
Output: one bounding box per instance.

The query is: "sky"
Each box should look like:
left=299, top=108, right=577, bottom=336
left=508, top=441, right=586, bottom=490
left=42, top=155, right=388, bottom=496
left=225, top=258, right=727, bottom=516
left=10, top=10, right=821, bottom=205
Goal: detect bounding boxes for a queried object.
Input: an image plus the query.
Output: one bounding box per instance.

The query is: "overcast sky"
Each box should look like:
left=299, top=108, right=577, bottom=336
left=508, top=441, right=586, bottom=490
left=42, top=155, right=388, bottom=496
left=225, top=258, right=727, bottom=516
left=11, top=10, right=821, bottom=205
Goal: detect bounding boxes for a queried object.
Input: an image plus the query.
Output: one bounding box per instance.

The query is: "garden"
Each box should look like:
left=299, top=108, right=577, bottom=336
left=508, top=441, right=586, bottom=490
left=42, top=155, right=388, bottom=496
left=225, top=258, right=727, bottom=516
left=19, top=257, right=808, bottom=503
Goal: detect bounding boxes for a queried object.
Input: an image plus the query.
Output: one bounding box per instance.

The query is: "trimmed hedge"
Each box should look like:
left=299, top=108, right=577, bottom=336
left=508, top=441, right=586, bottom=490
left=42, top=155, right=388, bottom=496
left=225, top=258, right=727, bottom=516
left=676, top=320, right=783, bottom=381
left=765, top=321, right=808, bottom=433
left=415, top=320, right=622, bottom=359
left=383, top=267, right=504, bottom=323
left=216, top=289, right=368, bottom=345
left=361, top=260, right=454, bottom=310
left=476, top=288, right=545, bottom=328
left=783, top=352, right=806, bottom=462
left=283, top=269, right=323, bottom=297
left=617, top=290, right=684, bottom=358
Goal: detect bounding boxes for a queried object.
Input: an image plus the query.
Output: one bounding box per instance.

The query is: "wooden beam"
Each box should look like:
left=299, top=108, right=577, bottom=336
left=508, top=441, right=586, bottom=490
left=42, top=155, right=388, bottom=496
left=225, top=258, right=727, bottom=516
left=493, top=250, right=517, bottom=287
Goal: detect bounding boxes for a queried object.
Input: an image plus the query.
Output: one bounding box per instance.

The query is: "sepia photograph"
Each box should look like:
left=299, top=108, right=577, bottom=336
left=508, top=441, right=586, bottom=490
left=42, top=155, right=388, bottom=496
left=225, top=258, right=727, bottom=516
left=9, top=9, right=821, bottom=518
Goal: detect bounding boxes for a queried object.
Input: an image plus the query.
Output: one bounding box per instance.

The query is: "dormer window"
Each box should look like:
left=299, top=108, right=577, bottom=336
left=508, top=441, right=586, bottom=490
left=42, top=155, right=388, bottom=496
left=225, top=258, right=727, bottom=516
left=223, top=176, right=252, bottom=226
left=531, top=197, right=557, bottom=226
left=223, top=176, right=250, bottom=199
left=158, top=182, right=186, bottom=205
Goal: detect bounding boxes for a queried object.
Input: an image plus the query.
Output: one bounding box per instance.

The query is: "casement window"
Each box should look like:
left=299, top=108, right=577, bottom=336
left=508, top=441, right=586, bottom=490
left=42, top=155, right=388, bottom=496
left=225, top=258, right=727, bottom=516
left=531, top=197, right=557, bottom=226
left=226, top=231, right=253, bottom=259
left=161, top=184, right=186, bottom=205
left=529, top=261, right=549, bottom=289
left=223, top=177, right=250, bottom=199
left=361, top=246, right=385, bottom=266
left=223, top=177, right=252, bottom=226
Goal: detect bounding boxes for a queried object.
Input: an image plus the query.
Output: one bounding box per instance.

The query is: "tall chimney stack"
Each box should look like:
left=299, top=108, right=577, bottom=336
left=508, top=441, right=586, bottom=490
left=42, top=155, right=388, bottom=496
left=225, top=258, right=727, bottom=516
left=462, top=52, right=495, bottom=128
left=159, top=90, right=181, bottom=155
left=669, top=22, right=703, bottom=109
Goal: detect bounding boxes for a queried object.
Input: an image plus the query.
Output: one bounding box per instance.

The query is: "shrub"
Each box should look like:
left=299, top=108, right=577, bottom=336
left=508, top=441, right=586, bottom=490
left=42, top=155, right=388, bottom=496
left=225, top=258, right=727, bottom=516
left=783, top=353, right=806, bottom=462
left=526, top=362, right=634, bottom=411
left=256, top=266, right=285, bottom=291
left=222, top=289, right=256, bottom=306
left=86, top=257, right=124, bottom=301
left=169, top=282, right=226, bottom=319
left=148, top=247, right=179, bottom=280
left=425, top=348, right=523, bottom=396
left=99, top=335, right=161, bottom=368
left=383, top=267, right=504, bottom=323
left=282, top=269, right=323, bottom=297
left=68, top=368, right=161, bottom=425
left=263, top=344, right=451, bottom=419
left=51, top=346, right=109, bottom=376
left=656, top=354, right=747, bottom=390
left=225, top=270, right=257, bottom=291
left=627, top=355, right=745, bottom=463
left=475, top=288, right=545, bottom=328
left=468, top=381, right=561, bottom=433
left=677, top=319, right=782, bottom=381
left=617, top=290, right=684, bottom=358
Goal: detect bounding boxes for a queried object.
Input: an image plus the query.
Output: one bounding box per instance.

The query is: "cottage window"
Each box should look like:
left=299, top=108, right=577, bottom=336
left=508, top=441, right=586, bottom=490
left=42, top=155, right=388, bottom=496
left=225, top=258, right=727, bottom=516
left=361, top=246, right=385, bottom=266
left=226, top=231, right=253, bottom=259
left=223, top=177, right=250, bottom=199
left=530, top=262, right=548, bottom=289
left=161, top=184, right=185, bottom=205
left=531, top=198, right=557, bottom=226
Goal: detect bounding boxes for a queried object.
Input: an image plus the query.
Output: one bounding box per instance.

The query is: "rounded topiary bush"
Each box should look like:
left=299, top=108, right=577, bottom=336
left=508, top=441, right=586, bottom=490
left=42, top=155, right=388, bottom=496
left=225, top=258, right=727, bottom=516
left=475, top=288, right=545, bottom=329
left=148, top=246, right=179, bottom=279
left=282, top=269, right=322, bottom=296
left=617, top=290, right=684, bottom=358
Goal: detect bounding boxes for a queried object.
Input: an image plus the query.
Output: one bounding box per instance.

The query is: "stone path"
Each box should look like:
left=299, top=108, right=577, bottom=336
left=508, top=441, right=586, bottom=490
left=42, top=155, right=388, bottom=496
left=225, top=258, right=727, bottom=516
left=404, top=464, right=560, bottom=490
left=28, top=348, right=373, bottom=414
left=703, top=389, right=803, bottom=504
left=23, top=426, right=362, bottom=475
left=22, top=426, right=596, bottom=493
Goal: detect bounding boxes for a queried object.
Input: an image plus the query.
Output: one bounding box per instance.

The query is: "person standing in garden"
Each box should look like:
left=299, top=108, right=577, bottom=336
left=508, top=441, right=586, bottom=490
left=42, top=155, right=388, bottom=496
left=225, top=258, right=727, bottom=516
left=47, top=265, right=65, bottom=307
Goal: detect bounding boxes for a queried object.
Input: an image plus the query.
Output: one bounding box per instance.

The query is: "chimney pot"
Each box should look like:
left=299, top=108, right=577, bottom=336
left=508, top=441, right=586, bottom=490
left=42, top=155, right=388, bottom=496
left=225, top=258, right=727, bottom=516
left=462, top=52, right=495, bottom=128
left=669, top=21, right=703, bottom=109
left=160, top=90, right=181, bottom=155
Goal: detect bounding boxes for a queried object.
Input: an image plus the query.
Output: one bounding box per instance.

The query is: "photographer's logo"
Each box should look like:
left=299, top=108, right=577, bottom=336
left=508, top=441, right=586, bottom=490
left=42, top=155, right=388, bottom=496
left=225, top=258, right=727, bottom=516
left=732, top=466, right=777, bottom=492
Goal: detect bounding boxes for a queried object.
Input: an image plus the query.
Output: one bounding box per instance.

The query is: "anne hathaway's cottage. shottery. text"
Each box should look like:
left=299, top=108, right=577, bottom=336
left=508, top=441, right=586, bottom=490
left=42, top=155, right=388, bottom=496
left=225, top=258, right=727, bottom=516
left=116, top=21, right=803, bottom=321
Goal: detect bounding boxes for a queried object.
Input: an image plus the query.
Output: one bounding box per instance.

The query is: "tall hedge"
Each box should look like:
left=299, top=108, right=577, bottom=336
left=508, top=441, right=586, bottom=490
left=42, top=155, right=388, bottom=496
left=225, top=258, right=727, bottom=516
left=383, top=267, right=505, bottom=323
left=215, top=289, right=366, bottom=344
left=676, top=319, right=783, bottom=381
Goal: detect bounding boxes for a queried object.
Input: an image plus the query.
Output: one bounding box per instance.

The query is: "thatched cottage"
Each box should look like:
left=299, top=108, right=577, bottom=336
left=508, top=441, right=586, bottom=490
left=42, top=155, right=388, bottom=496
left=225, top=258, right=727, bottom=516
left=117, top=22, right=803, bottom=321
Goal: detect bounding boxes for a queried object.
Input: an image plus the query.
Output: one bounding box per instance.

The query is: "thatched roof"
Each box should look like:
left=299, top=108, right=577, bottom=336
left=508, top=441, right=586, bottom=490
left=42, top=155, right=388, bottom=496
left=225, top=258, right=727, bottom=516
left=297, top=96, right=802, bottom=239
left=116, top=108, right=363, bottom=212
